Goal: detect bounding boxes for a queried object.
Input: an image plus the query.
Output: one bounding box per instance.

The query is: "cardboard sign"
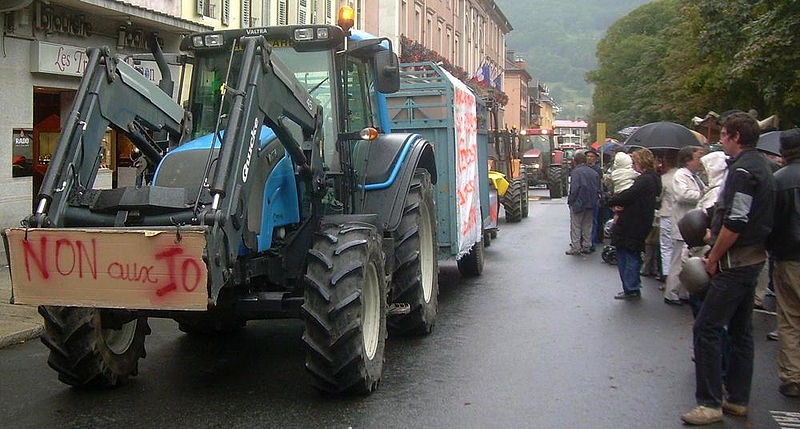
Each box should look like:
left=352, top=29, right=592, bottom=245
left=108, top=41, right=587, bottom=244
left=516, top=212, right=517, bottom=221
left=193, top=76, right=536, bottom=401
left=5, top=228, right=208, bottom=311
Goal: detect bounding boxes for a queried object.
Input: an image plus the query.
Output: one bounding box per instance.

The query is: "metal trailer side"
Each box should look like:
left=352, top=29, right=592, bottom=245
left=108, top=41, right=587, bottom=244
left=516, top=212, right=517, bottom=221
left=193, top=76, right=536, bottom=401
left=384, top=62, right=490, bottom=261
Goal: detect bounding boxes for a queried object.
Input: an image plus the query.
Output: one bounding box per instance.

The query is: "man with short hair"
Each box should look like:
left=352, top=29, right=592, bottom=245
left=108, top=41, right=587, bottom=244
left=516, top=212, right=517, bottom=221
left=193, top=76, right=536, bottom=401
left=681, top=112, right=776, bottom=425
left=566, top=150, right=600, bottom=255
left=769, top=128, right=800, bottom=397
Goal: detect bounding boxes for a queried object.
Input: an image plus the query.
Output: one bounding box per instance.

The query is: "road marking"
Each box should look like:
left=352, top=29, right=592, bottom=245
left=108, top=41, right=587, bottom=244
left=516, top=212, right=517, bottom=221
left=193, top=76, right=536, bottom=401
left=771, top=410, right=800, bottom=428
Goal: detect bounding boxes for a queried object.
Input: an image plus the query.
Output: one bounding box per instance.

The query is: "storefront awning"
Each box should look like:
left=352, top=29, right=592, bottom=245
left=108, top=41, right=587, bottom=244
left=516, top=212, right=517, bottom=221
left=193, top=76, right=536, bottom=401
left=59, top=0, right=213, bottom=34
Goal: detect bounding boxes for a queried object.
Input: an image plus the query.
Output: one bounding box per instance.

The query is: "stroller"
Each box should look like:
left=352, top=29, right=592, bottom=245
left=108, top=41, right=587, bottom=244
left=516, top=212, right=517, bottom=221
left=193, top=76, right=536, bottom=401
left=601, top=219, right=617, bottom=265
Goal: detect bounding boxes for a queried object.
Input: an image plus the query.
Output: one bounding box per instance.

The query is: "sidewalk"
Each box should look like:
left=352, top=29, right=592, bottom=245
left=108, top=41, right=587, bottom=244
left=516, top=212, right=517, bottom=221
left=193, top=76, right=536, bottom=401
left=0, top=265, right=43, bottom=349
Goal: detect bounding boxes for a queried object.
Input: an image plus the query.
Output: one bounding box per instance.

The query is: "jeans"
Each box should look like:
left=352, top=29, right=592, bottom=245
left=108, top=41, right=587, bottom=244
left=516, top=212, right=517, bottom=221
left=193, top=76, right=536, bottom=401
left=616, top=246, right=642, bottom=294
left=694, top=262, right=763, bottom=407
left=591, top=204, right=600, bottom=245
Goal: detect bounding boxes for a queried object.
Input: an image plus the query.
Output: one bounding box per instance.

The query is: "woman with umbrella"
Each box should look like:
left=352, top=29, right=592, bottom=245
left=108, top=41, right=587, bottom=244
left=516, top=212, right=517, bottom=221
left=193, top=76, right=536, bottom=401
left=607, top=148, right=662, bottom=300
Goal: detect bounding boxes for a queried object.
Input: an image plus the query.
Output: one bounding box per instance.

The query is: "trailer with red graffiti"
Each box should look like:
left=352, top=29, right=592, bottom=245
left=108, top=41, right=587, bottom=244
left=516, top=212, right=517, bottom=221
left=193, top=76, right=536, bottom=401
left=385, top=62, right=492, bottom=276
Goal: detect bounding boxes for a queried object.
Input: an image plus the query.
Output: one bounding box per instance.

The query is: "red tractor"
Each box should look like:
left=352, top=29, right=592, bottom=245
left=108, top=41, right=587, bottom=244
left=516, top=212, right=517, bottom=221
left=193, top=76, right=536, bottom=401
left=520, top=128, right=569, bottom=198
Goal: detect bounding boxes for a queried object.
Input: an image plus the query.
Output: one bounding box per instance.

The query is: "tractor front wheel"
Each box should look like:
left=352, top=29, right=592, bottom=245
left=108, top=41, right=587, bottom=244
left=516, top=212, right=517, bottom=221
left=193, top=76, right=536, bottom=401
left=502, top=179, right=523, bottom=223
left=38, top=306, right=150, bottom=388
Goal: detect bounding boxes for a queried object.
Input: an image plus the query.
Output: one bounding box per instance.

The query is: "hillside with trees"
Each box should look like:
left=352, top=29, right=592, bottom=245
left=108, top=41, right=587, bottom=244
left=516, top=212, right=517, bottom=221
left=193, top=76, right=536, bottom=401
left=496, top=0, right=650, bottom=119
left=586, top=0, right=800, bottom=134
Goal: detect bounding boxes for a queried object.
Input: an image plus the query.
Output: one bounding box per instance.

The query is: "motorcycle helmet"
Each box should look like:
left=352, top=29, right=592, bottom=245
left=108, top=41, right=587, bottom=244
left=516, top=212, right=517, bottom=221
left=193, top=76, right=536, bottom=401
left=679, top=256, right=710, bottom=295
left=601, top=244, right=617, bottom=265
left=678, top=208, right=709, bottom=248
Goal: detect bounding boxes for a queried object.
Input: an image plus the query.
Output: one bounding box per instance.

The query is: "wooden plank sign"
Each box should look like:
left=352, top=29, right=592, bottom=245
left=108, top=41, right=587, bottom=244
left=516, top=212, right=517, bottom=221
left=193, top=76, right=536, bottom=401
left=5, top=228, right=208, bottom=311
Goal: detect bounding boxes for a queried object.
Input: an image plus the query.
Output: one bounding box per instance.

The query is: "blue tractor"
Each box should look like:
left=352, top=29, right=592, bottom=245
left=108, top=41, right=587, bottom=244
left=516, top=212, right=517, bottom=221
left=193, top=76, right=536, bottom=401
left=4, top=9, right=439, bottom=395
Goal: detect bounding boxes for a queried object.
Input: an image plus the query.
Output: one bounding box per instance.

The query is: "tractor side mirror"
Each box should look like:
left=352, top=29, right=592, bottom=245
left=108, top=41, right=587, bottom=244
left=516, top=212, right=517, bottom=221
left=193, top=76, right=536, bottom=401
left=374, top=50, right=399, bottom=94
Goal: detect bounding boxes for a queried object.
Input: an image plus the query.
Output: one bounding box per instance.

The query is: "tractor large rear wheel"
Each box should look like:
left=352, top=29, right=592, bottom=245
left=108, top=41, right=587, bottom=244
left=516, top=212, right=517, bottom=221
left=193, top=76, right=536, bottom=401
left=548, top=165, right=564, bottom=198
left=38, top=306, right=150, bottom=388
left=502, top=179, right=523, bottom=223
left=389, top=170, right=439, bottom=336
left=457, top=239, right=485, bottom=277
left=521, top=177, right=530, bottom=218
left=302, top=221, right=387, bottom=395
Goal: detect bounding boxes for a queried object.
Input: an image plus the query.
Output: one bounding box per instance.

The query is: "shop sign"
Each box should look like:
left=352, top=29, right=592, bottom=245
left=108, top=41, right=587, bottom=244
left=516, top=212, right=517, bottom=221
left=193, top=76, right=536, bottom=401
left=31, top=42, right=181, bottom=94
left=35, top=2, right=91, bottom=38
left=31, top=41, right=89, bottom=77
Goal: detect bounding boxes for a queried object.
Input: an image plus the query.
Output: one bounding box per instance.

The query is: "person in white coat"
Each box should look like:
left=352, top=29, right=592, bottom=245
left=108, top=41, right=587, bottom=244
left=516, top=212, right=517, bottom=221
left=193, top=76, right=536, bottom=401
left=664, top=146, right=706, bottom=305
left=658, top=155, right=678, bottom=284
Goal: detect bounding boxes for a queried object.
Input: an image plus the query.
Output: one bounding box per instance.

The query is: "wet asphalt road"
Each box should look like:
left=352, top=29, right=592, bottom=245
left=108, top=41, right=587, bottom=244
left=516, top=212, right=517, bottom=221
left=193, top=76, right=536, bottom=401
left=1, top=189, right=797, bottom=428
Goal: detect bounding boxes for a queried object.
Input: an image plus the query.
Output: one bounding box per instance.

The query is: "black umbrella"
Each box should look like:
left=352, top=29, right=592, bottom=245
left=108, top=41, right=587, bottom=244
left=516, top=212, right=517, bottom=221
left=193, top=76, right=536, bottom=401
left=624, top=121, right=701, bottom=150
left=757, top=131, right=781, bottom=157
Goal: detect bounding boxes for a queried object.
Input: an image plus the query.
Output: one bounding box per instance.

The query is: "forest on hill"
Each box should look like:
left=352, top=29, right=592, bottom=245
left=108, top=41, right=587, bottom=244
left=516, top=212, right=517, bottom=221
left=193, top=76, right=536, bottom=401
left=495, top=0, right=650, bottom=119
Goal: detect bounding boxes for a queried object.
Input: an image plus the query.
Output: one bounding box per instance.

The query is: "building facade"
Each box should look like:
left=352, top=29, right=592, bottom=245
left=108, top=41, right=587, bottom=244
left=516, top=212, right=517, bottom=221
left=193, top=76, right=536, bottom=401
left=367, top=0, right=511, bottom=89
left=0, top=0, right=211, bottom=248
left=502, top=50, right=531, bottom=130
left=554, top=119, right=589, bottom=148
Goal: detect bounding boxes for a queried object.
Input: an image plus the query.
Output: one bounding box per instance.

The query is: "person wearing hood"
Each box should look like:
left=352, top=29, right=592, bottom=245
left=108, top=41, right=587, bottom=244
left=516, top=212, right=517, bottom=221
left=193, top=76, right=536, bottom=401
left=697, top=151, right=728, bottom=212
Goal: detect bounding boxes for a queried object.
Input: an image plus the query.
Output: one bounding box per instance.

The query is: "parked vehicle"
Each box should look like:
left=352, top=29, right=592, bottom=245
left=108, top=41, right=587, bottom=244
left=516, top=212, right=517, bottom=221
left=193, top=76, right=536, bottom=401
left=4, top=10, right=441, bottom=395
left=520, top=128, right=569, bottom=198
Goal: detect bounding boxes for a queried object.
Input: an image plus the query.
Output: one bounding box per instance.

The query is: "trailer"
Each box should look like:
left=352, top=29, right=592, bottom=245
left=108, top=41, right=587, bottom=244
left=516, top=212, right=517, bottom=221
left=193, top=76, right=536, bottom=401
left=385, top=62, right=492, bottom=276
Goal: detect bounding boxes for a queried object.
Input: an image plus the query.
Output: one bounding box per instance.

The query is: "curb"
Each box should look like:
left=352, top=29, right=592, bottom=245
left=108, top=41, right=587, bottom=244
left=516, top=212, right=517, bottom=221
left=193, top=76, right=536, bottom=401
left=0, top=325, right=43, bottom=349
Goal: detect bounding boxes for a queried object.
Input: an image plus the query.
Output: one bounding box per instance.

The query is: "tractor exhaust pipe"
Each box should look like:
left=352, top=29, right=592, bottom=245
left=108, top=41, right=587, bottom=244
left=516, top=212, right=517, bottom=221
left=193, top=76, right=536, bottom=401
left=149, top=33, right=174, bottom=97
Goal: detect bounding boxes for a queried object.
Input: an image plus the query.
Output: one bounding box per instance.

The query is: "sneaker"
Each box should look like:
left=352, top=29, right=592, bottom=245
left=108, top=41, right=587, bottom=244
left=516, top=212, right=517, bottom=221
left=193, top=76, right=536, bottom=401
left=614, top=291, right=641, bottom=300
left=779, top=382, right=800, bottom=397
left=565, top=249, right=581, bottom=255
left=664, top=298, right=683, bottom=306
left=681, top=406, right=723, bottom=425
left=767, top=331, right=779, bottom=341
left=722, top=399, right=748, bottom=416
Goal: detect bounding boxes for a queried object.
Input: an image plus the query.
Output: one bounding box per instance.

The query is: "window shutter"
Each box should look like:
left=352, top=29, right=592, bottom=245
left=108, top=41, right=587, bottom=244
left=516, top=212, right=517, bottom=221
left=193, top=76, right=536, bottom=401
left=298, top=0, right=307, bottom=24
left=221, top=0, right=230, bottom=25
left=241, top=0, right=250, bottom=27
left=326, top=0, right=332, bottom=23
left=278, top=0, right=287, bottom=25
left=197, top=0, right=205, bottom=16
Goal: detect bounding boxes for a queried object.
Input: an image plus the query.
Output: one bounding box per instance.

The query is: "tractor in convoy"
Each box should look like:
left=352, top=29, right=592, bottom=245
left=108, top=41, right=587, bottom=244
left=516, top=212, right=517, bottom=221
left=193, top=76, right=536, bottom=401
left=520, top=128, right=569, bottom=198
left=2, top=8, right=465, bottom=395
left=484, top=101, right=528, bottom=223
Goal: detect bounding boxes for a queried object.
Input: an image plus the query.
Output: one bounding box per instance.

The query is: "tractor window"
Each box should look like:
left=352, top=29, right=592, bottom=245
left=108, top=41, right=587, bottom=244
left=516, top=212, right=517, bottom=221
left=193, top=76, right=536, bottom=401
left=190, top=52, right=244, bottom=139
left=189, top=48, right=335, bottom=149
left=340, top=56, right=372, bottom=133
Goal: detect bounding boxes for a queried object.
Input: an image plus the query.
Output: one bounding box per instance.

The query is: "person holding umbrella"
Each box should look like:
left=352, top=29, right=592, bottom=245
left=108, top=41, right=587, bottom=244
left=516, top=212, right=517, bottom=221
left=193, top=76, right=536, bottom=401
left=681, top=112, right=775, bottom=425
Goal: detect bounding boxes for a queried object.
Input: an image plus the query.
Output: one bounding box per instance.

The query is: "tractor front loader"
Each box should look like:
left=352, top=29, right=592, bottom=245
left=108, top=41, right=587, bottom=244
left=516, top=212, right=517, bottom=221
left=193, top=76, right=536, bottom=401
left=4, top=11, right=439, bottom=395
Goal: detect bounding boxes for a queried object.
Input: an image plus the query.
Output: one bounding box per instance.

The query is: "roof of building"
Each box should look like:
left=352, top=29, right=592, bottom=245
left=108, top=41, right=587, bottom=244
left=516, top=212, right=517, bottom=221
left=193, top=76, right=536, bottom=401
left=554, top=119, right=588, bottom=128
left=69, top=0, right=213, bottom=33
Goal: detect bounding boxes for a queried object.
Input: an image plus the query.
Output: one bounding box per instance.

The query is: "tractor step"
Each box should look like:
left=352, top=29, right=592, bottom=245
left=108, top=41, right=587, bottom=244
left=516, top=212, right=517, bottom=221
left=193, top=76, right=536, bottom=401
left=387, top=303, right=411, bottom=315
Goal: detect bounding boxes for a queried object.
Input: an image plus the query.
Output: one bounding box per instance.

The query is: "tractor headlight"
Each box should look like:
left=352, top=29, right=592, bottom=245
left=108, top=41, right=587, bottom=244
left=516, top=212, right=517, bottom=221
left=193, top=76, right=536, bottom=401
left=192, top=35, right=204, bottom=47
left=294, top=28, right=315, bottom=41
left=316, top=28, right=329, bottom=39
left=204, top=34, right=223, bottom=47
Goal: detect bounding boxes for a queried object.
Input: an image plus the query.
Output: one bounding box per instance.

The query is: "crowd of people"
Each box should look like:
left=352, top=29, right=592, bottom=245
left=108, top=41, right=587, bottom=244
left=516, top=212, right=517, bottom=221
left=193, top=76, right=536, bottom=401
left=564, top=112, right=800, bottom=425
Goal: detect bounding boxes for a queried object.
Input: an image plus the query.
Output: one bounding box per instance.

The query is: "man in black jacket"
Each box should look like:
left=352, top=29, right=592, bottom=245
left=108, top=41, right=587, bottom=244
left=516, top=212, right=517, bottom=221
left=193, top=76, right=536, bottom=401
left=681, top=112, right=776, bottom=425
left=770, top=128, right=800, bottom=397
